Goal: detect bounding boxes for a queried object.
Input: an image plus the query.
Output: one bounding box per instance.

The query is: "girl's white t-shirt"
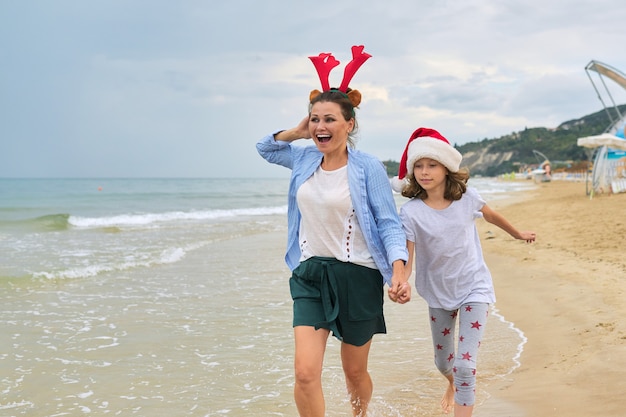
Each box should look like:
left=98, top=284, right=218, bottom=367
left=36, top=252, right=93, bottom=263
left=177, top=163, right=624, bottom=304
left=399, top=187, right=496, bottom=310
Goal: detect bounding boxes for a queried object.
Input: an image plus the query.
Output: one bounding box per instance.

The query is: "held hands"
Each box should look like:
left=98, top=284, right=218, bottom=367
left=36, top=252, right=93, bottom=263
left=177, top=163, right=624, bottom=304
left=388, top=280, right=411, bottom=304
left=388, top=260, right=411, bottom=304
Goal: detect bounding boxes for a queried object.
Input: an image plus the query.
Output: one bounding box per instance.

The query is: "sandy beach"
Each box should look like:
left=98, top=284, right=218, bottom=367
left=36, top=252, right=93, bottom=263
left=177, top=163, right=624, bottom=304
left=476, top=179, right=626, bottom=416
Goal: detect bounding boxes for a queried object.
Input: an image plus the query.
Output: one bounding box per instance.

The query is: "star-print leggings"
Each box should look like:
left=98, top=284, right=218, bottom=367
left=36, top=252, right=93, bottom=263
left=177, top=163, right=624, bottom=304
left=429, top=302, right=488, bottom=407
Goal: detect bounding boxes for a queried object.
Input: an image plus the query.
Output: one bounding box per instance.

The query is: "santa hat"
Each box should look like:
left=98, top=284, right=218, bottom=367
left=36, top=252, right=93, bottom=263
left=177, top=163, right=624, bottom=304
left=391, top=127, right=462, bottom=193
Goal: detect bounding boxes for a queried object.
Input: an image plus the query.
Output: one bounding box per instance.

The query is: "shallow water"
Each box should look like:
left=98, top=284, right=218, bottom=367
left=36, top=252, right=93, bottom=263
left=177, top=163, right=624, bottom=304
left=0, top=177, right=532, bottom=416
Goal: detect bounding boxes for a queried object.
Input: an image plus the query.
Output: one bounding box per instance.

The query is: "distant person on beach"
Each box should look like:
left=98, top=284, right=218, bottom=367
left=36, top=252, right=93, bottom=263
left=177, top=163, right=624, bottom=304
left=256, top=46, right=410, bottom=417
left=542, top=160, right=552, bottom=180
left=391, top=128, right=536, bottom=417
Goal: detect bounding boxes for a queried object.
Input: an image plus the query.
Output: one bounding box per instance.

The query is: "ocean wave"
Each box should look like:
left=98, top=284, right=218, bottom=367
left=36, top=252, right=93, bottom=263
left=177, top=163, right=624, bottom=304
left=32, top=246, right=192, bottom=281
left=69, top=206, right=288, bottom=228
left=9, top=213, right=72, bottom=231
left=0, top=400, right=35, bottom=411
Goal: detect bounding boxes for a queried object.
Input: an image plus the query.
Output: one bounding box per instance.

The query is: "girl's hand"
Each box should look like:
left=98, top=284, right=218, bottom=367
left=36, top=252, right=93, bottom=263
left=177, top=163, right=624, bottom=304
left=518, top=231, right=536, bottom=243
left=396, top=282, right=411, bottom=304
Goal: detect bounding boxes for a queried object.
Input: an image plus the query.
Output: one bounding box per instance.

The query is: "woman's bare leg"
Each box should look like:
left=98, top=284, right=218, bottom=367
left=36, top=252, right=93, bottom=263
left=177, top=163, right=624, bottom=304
left=293, top=326, right=329, bottom=417
left=341, top=339, right=373, bottom=416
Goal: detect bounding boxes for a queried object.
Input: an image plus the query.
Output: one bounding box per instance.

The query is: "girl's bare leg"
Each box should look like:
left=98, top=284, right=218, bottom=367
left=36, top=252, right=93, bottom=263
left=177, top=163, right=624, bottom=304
left=455, top=404, right=474, bottom=417
left=441, top=373, right=455, bottom=414
left=442, top=373, right=474, bottom=416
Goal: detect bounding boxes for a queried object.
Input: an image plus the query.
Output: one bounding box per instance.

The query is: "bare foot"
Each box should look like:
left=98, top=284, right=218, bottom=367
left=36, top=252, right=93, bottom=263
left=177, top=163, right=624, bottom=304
left=441, top=382, right=455, bottom=414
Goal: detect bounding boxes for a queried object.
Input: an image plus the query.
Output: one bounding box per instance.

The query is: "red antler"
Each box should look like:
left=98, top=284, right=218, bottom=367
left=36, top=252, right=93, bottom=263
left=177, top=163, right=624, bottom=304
left=308, top=53, right=340, bottom=92
left=338, top=45, right=372, bottom=93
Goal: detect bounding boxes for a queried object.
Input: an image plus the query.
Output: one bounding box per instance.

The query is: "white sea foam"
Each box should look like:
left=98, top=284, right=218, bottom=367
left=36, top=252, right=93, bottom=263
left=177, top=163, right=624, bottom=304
left=160, top=247, right=186, bottom=264
left=32, top=246, right=191, bottom=280
left=69, top=206, right=288, bottom=228
left=490, top=305, right=528, bottom=375
left=0, top=401, right=34, bottom=410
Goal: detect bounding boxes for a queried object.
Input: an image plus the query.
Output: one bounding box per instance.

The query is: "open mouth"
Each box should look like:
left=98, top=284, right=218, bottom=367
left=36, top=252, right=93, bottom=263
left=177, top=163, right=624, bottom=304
left=317, top=134, right=331, bottom=143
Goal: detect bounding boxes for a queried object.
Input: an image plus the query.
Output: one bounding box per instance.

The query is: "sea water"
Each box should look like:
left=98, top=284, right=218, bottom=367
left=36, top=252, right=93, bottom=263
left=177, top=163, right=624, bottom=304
left=0, top=177, right=535, bottom=416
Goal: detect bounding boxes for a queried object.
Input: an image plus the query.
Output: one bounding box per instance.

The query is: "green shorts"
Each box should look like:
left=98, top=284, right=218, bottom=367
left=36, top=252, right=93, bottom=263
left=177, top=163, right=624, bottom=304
left=289, top=257, right=386, bottom=346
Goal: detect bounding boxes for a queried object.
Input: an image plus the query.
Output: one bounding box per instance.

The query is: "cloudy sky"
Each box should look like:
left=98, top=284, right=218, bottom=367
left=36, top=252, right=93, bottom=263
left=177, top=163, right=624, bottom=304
left=2, top=0, right=626, bottom=178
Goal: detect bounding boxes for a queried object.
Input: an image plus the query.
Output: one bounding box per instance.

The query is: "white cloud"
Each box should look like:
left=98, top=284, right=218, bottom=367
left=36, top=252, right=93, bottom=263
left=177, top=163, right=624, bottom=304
left=1, top=0, right=626, bottom=177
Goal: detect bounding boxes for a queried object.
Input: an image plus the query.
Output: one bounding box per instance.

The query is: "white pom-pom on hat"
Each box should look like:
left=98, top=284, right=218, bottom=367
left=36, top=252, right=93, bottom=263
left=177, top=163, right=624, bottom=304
left=390, top=176, right=406, bottom=193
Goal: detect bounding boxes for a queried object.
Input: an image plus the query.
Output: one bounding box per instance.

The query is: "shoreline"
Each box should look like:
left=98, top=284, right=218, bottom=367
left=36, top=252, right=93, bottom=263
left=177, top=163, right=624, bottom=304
left=476, top=179, right=626, bottom=416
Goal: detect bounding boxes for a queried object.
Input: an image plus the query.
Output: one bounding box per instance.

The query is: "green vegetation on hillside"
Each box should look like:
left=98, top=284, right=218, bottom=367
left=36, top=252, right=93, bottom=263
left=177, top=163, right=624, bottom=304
left=383, top=105, right=626, bottom=177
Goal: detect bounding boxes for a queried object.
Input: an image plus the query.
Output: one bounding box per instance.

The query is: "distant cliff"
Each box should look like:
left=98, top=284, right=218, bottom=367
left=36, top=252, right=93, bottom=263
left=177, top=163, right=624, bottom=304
left=384, top=105, right=626, bottom=177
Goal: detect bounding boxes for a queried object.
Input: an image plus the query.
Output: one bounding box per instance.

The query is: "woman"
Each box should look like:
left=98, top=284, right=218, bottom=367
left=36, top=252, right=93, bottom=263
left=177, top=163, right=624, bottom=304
left=256, top=46, right=409, bottom=417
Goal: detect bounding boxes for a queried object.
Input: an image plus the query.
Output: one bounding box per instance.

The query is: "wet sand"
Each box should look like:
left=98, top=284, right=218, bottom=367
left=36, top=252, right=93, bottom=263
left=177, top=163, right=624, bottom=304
left=475, top=180, right=626, bottom=416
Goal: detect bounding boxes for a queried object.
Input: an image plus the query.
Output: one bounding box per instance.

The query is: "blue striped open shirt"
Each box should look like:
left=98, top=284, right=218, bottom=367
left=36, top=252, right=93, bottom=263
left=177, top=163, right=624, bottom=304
left=256, top=133, right=408, bottom=285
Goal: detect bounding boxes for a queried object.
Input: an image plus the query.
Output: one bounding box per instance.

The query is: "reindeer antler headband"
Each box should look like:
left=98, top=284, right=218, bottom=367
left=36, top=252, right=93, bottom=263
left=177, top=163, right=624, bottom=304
left=308, top=45, right=372, bottom=107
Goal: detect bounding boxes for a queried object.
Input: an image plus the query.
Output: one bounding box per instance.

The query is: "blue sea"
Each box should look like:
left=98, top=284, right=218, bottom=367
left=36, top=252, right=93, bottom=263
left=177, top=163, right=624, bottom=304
left=0, top=177, right=534, bottom=416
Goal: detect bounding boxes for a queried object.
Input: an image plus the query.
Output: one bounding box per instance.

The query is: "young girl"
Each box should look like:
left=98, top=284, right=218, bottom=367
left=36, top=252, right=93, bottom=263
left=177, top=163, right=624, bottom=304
left=391, top=128, right=536, bottom=417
